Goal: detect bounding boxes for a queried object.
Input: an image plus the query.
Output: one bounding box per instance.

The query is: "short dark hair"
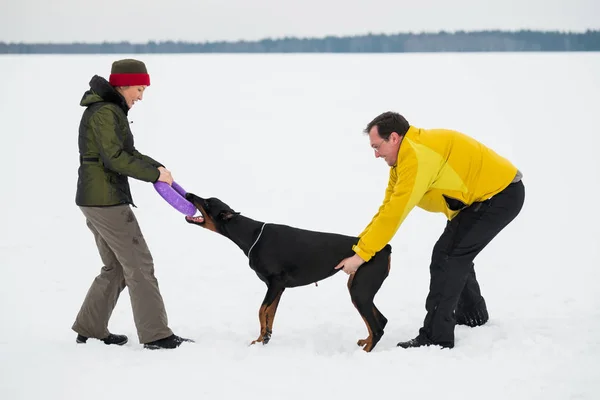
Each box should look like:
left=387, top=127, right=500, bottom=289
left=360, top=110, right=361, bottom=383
left=364, top=112, right=410, bottom=140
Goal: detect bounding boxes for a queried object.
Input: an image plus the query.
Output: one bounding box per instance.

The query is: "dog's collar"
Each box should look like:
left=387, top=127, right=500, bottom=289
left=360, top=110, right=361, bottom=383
left=247, top=222, right=267, bottom=259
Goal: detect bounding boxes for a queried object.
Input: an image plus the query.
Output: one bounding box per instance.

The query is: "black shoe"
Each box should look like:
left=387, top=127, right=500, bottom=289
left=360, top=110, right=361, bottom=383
left=397, top=334, right=453, bottom=349
left=456, top=298, right=489, bottom=327
left=397, top=334, right=433, bottom=349
left=76, top=333, right=128, bottom=346
left=143, top=334, right=194, bottom=350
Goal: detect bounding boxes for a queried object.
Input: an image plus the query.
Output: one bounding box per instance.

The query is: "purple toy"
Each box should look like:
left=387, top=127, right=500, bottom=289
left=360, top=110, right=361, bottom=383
left=153, top=181, right=197, bottom=216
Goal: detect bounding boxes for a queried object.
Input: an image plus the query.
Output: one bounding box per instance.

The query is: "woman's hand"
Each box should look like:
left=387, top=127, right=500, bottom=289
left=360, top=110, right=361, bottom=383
left=157, top=166, right=173, bottom=185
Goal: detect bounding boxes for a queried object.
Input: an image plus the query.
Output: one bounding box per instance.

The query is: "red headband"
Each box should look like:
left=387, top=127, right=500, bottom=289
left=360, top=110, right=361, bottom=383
left=109, top=73, right=151, bottom=87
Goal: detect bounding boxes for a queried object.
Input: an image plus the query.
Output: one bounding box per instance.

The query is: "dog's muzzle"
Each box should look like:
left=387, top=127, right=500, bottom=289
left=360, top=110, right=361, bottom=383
left=185, top=215, right=205, bottom=224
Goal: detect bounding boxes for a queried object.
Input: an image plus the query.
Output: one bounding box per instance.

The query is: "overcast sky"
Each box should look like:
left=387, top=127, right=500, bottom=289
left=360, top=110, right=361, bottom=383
left=2, top=0, right=598, bottom=43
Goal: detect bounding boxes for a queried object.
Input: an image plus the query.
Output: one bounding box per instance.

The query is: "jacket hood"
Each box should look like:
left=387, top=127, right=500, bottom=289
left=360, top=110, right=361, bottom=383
left=80, top=75, right=129, bottom=115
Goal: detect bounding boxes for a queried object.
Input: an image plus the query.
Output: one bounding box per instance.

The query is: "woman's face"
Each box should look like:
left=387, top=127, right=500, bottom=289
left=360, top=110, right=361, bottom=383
left=116, top=85, right=147, bottom=109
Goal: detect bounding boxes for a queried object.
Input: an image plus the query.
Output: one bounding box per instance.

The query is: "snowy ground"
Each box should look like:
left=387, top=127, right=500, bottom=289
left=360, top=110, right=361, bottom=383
left=1, top=52, right=599, bottom=399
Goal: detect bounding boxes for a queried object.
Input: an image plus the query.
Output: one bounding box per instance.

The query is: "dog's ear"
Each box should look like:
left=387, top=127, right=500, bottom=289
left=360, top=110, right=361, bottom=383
left=219, top=210, right=240, bottom=221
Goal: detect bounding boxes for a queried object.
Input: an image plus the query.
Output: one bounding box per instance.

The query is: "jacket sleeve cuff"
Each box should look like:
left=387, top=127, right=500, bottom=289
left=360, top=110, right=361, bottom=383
left=152, top=169, right=161, bottom=183
left=352, top=244, right=373, bottom=262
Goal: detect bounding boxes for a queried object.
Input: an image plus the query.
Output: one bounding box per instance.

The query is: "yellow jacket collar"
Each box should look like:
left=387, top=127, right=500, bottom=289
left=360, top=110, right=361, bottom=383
left=393, top=125, right=419, bottom=167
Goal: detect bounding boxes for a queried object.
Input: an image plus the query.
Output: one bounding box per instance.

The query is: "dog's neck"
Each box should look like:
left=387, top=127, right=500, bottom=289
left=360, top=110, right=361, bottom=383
left=220, top=215, right=266, bottom=257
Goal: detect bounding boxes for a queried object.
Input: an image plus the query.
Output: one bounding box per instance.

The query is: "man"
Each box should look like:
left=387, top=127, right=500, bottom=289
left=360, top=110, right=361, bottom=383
left=335, top=111, right=525, bottom=349
left=73, top=59, right=191, bottom=349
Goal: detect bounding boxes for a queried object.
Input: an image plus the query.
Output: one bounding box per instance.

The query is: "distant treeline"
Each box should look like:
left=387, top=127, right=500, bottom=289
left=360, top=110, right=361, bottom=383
left=2, top=30, right=599, bottom=54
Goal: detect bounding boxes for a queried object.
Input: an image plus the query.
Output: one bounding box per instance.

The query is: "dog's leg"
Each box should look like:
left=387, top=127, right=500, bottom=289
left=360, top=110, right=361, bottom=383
left=347, top=275, right=377, bottom=352
left=251, top=284, right=285, bottom=345
left=373, top=305, right=388, bottom=330
left=347, top=255, right=390, bottom=352
left=375, top=254, right=390, bottom=329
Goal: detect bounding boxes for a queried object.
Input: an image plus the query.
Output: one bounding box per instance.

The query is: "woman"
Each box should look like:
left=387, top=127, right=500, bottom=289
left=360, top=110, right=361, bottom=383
left=73, top=59, right=190, bottom=350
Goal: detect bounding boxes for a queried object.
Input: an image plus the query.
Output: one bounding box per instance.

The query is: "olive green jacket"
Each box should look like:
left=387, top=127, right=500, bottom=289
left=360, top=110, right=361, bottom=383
left=75, top=75, right=162, bottom=207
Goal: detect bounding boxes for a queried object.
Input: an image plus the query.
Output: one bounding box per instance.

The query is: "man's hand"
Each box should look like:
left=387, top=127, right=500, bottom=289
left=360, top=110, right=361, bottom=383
left=334, top=253, right=366, bottom=275
left=157, top=166, right=173, bottom=185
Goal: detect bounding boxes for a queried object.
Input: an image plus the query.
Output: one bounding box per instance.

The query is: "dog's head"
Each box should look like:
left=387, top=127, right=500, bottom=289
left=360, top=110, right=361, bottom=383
left=185, top=192, right=240, bottom=234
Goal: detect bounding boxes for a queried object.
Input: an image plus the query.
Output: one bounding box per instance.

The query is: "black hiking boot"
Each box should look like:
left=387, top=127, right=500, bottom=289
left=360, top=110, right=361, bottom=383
left=143, top=334, right=194, bottom=350
left=397, top=334, right=453, bottom=349
left=455, top=298, right=489, bottom=327
left=76, top=333, right=128, bottom=346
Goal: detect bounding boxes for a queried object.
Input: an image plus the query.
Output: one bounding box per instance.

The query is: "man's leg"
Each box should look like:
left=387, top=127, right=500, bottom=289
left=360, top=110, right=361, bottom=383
left=79, top=206, right=173, bottom=344
left=400, top=181, right=525, bottom=348
left=419, top=232, right=476, bottom=348
left=455, top=264, right=489, bottom=327
left=72, top=214, right=126, bottom=339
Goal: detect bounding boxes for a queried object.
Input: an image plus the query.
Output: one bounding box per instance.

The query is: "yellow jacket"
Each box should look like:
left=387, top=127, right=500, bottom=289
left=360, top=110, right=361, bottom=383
left=353, top=126, right=518, bottom=262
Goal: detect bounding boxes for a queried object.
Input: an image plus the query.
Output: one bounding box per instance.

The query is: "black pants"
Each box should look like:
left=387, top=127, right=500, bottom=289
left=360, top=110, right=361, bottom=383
left=419, top=180, right=525, bottom=347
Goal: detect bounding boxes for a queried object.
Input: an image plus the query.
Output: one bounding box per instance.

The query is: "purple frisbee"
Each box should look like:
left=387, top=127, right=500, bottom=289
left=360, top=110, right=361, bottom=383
left=153, top=181, right=197, bottom=216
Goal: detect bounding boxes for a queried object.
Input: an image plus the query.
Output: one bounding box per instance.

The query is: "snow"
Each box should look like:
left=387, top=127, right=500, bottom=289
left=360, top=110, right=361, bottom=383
left=1, top=52, right=599, bottom=399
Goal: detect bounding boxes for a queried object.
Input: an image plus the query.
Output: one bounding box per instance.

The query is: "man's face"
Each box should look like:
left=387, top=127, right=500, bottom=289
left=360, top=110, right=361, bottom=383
left=368, top=126, right=401, bottom=167
left=117, top=85, right=147, bottom=109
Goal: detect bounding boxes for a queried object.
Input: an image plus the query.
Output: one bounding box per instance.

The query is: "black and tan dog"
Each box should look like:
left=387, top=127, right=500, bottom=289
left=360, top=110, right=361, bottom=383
left=184, top=193, right=391, bottom=352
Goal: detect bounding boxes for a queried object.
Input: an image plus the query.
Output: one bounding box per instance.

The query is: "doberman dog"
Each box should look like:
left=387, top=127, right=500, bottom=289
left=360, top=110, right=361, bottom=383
left=184, top=193, right=391, bottom=352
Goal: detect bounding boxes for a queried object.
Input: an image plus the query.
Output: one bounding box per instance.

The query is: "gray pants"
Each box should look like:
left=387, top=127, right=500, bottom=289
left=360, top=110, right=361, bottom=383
left=72, top=205, right=173, bottom=344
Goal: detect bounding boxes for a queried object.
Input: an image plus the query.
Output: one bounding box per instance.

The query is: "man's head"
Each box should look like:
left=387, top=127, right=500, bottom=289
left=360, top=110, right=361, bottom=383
left=364, top=111, right=409, bottom=166
left=109, top=59, right=150, bottom=109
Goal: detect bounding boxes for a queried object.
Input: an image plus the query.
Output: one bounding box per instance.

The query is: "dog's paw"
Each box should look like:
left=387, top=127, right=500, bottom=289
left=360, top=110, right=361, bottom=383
left=250, top=332, right=271, bottom=346
left=357, top=338, right=373, bottom=352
